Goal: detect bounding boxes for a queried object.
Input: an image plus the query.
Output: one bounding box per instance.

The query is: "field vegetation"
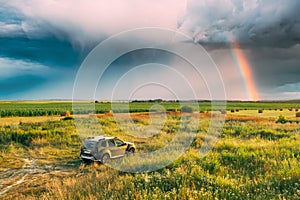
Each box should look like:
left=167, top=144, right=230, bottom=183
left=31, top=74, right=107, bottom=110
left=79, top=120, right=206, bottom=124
left=0, top=100, right=300, bottom=117
left=0, top=101, right=300, bottom=199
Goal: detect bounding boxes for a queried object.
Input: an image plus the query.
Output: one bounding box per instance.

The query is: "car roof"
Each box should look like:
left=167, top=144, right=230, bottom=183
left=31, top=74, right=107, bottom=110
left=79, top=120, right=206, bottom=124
left=86, top=136, right=115, bottom=142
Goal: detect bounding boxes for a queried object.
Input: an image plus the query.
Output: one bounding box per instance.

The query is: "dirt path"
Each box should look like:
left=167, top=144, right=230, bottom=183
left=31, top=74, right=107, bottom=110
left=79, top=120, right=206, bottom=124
left=0, top=158, right=79, bottom=197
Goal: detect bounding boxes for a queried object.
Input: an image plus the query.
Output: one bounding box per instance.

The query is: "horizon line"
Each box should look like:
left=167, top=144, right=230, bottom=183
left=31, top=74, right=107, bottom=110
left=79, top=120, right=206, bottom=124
left=1, top=98, right=300, bottom=103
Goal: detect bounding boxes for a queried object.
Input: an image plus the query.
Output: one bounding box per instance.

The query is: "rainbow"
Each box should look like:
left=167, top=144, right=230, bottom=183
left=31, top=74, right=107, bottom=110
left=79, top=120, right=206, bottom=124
left=231, top=40, right=259, bottom=101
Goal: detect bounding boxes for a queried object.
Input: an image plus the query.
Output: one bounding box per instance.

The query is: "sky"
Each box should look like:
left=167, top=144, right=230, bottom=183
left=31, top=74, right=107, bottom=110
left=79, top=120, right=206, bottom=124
left=1, top=0, right=300, bottom=100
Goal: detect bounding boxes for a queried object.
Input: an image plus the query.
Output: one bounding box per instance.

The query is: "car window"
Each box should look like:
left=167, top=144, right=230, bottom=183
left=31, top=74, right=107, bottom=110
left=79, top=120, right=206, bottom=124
left=99, top=141, right=106, bottom=148
left=84, top=141, right=96, bottom=149
left=108, top=140, right=115, bottom=147
left=115, top=139, right=125, bottom=147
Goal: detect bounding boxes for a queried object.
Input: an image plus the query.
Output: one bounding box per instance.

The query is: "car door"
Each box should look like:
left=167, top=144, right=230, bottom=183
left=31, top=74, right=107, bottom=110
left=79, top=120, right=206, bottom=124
left=108, top=139, right=119, bottom=158
left=115, top=138, right=127, bottom=156
left=95, top=140, right=107, bottom=160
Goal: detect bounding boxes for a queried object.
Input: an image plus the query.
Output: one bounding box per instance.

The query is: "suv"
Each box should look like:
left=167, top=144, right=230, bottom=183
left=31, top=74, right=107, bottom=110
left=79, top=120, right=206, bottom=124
left=80, top=136, right=136, bottom=163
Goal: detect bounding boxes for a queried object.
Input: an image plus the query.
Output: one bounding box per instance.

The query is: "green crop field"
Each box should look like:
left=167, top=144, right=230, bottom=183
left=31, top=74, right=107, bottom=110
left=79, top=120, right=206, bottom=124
left=0, top=100, right=300, bottom=117
left=0, top=101, right=300, bottom=199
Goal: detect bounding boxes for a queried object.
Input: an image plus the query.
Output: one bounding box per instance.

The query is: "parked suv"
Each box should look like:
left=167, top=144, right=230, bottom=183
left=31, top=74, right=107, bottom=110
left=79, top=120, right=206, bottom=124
left=80, top=136, right=136, bottom=163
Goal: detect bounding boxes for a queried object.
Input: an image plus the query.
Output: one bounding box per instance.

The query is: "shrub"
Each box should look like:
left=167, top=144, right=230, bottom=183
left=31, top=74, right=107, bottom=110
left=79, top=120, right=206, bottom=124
left=276, top=114, right=287, bottom=124
left=258, top=109, right=263, bottom=113
left=296, top=112, right=300, bottom=117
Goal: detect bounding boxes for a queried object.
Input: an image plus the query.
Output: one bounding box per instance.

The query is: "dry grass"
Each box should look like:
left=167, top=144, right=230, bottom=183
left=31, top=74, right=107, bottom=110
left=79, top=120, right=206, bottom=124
left=225, top=114, right=267, bottom=122
left=0, top=116, right=62, bottom=126
left=229, top=109, right=300, bottom=119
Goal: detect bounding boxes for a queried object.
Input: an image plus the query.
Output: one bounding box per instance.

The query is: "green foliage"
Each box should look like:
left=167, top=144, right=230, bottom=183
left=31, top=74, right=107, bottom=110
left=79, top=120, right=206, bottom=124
left=276, top=114, right=288, bottom=124
left=257, top=129, right=290, bottom=140
left=0, top=120, right=80, bottom=147
left=1, top=100, right=300, bottom=117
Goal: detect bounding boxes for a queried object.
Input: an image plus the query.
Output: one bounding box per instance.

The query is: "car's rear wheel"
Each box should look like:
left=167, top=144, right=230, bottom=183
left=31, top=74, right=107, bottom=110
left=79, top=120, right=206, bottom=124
left=82, top=158, right=91, bottom=164
left=101, top=154, right=110, bottom=164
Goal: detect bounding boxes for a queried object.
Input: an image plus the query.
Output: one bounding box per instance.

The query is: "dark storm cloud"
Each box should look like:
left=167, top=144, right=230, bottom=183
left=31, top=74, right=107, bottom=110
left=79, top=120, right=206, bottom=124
left=181, top=0, right=300, bottom=48
left=0, top=37, right=81, bottom=68
left=0, top=3, right=85, bottom=68
left=249, top=45, right=300, bottom=89
left=248, top=45, right=300, bottom=98
left=0, top=4, right=86, bottom=98
left=178, top=0, right=300, bottom=99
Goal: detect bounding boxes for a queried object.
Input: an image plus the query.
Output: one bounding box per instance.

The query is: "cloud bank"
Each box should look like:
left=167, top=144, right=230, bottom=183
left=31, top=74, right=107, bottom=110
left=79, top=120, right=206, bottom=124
left=4, top=0, right=186, bottom=48
left=181, top=0, right=300, bottom=48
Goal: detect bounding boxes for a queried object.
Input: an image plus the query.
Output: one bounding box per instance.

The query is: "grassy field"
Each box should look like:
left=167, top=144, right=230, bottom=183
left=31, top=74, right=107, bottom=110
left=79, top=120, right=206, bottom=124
left=0, top=101, right=300, bottom=199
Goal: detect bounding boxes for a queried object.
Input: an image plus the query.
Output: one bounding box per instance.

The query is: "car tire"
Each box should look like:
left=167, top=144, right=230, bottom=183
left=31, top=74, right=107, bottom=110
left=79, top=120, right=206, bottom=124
left=101, top=154, right=110, bottom=164
left=126, top=148, right=135, bottom=156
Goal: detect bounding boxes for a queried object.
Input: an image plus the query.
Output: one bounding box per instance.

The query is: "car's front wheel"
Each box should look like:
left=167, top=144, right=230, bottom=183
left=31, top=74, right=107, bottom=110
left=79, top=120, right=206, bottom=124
left=126, top=148, right=135, bottom=156
left=101, top=154, right=110, bottom=164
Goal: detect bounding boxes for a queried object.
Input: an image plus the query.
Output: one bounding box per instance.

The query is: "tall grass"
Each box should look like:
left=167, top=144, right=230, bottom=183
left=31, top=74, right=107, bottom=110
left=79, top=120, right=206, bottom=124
left=1, top=113, right=300, bottom=199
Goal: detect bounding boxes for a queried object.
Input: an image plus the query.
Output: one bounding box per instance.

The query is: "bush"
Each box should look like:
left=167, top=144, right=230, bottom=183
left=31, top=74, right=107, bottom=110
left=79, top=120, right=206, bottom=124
left=276, top=114, right=288, bottom=124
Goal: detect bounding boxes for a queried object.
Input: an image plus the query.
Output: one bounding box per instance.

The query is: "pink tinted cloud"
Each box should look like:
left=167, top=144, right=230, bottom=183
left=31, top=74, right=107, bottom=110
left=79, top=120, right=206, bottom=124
left=8, top=0, right=187, bottom=45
